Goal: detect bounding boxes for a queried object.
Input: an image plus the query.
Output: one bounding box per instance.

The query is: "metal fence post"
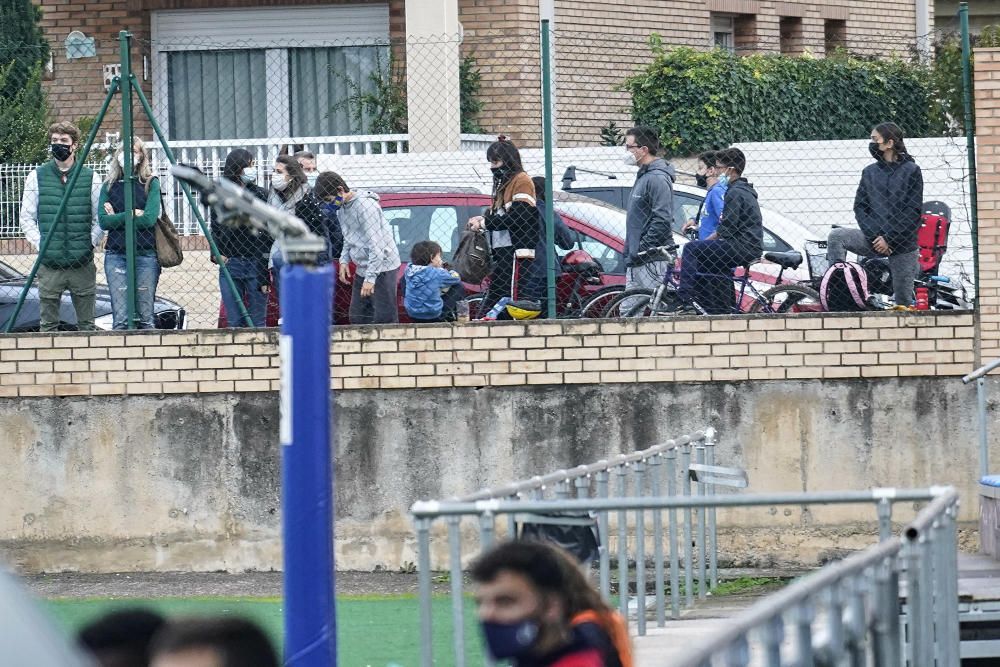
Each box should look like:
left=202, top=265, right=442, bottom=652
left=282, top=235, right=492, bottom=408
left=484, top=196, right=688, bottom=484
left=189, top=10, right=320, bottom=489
left=978, top=377, right=989, bottom=478
left=695, top=444, right=707, bottom=600
left=649, top=453, right=666, bottom=627
left=616, top=464, right=629, bottom=625
left=416, top=517, right=434, bottom=667
left=118, top=32, right=138, bottom=330
left=540, top=18, right=557, bottom=318
left=681, top=442, right=694, bottom=608
left=447, top=517, right=466, bottom=667
left=596, top=469, right=611, bottom=601
left=634, top=459, right=647, bottom=635
left=960, top=1, right=981, bottom=309
left=666, top=446, right=681, bottom=618
left=793, top=601, right=814, bottom=666
left=877, top=497, right=893, bottom=542
left=705, top=430, right=719, bottom=589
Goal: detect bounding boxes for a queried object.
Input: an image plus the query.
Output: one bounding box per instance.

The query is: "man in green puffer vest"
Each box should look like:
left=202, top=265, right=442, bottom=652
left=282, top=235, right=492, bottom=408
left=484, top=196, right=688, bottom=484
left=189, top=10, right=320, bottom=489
left=19, top=122, right=104, bottom=331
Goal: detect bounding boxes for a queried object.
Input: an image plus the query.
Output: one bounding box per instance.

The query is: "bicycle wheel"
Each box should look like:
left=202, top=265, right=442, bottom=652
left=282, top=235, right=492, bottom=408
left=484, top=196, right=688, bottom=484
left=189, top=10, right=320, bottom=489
left=749, top=284, right=823, bottom=314
left=600, top=288, right=654, bottom=318
left=578, top=285, right=625, bottom=319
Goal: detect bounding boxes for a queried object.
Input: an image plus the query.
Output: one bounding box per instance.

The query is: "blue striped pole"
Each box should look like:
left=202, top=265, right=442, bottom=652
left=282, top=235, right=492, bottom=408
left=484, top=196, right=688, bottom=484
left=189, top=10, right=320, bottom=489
left=280, top=262, right=336, bottom=666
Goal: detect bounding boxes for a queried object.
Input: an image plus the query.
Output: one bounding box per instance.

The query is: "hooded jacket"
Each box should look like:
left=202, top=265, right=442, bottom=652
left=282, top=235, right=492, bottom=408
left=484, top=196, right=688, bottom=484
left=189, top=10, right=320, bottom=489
left=338, top=190, right=401, bottom=283
left=403, top=264, right=462, bottom=319
left=854, top=153, right=923, bottom=255
left=625, top=158, right=675, bottom=264
left=717, top=178, right=763, bottom=264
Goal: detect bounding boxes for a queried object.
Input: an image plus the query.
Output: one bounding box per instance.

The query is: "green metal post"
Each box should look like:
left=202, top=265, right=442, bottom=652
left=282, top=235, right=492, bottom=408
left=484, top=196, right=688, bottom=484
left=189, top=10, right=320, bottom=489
left=3, top=80, right=119, bottom=333
left=960, top=3, right=980, bottom=311
left=541, top=19, right=557, bottom=319
left=120, top=32, right=137, bottom=329
left=128, top=74, right=255, bottom=327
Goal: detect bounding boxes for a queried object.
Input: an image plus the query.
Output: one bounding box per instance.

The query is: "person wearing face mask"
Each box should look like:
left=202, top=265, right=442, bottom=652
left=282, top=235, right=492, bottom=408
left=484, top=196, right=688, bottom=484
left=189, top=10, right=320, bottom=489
left=210, top=148, right=272, bottom=327
left=18, top=121, right=104, bottom=331
left=676, top=147, right=763, bottom=314
left=471, top=540, right=616, bottom=667
left=682, top=151, right=727, bottom=241
left=97, top=138, right=161, bottom=329
left=827, top=122, right=923, bottom=308
left=619, top=126, right=676, bottom=315
left=267, top=155, right=334, bottom=298
left=467, top=136, right=541, bottom=317
left=293, top=150, right=318, bottom=188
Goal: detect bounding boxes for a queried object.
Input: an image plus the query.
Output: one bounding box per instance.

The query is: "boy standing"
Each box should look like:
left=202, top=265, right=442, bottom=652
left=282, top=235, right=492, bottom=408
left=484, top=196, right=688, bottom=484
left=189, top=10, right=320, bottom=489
left=19, top=121, right=104, bottom=331
left=404, top=241, right=465, bottom=322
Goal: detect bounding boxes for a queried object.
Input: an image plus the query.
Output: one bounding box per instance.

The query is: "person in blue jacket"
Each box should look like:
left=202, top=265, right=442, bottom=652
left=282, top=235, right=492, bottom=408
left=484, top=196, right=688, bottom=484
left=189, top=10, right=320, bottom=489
left=404, top=240, right=465, bottom=322
left=683, top=151, right=728, bottom=241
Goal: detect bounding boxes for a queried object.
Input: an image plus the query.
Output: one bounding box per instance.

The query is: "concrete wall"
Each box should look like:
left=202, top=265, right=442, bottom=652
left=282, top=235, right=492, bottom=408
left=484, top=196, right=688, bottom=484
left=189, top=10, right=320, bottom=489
left=0, top=376, right=991, bottom=572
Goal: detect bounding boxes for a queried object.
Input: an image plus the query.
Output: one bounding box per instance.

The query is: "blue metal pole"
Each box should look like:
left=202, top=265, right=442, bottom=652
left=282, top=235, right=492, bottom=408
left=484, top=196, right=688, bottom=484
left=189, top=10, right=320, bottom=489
left=280, top=262, right=336, bottom=667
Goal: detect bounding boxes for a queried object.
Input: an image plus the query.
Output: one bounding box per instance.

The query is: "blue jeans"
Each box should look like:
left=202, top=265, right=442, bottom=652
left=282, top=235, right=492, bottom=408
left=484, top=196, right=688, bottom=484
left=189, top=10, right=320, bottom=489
left=105, top=252, right=161, bottom=329
left=221, top=256, right=268, bottom=327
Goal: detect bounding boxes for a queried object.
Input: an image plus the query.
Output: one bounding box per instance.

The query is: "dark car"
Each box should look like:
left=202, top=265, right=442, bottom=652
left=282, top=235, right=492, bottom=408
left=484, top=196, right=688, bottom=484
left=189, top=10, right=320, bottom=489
left=220, top=189, right=636, bottom=326
left=0, top=259, right=186, bottom=332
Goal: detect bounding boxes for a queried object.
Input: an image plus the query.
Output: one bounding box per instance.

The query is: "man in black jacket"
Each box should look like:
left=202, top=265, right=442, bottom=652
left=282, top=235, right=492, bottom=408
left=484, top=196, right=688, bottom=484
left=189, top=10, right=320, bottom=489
left=676, top=147, right=763, bottom=314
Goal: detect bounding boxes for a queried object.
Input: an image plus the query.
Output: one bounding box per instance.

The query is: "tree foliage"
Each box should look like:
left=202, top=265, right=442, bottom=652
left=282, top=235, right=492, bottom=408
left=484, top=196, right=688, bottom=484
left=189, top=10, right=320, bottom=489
left=0, top=0, right=50, bottom=163
left=622, top=37, right=940, bottom=156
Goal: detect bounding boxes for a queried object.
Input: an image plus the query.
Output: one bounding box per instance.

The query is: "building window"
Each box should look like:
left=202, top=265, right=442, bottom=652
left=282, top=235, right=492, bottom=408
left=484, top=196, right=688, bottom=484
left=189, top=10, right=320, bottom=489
left=289, top=46, right=390, bottom=137
left=711, top=14, right=735, bottom=52
left=779, top=17, right=803, bottom=54
left=825, top=19, right=847, bottom=55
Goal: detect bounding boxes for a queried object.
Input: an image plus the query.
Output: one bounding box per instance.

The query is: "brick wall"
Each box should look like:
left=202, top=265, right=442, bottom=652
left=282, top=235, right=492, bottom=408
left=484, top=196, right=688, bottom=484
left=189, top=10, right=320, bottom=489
left=0, top=311, right=975, bottom=398
left=975, top=48, right=1000, bottom=362
left=548, top=0, right=923, bottom=146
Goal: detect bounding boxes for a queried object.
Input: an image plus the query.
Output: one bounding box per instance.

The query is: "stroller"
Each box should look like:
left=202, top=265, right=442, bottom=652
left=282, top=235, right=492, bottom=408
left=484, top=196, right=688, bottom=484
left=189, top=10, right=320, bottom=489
left=859, top=201, right=970, bottom=309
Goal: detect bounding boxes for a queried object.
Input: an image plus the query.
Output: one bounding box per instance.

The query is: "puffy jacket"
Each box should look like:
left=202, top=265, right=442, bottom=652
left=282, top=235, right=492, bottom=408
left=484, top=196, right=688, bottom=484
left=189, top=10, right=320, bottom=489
left=36, top=161, right=96, bottom=268
left=625, top=158, right=675, bottom=264
left=854, top=153, right=923, bottom=255
left=404, top=264, right=461, bottom=319
left=717, top=178, right=763, bottom=264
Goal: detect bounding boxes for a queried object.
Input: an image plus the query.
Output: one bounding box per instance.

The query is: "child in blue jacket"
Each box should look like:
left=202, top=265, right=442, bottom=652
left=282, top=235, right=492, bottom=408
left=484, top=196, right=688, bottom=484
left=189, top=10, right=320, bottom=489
left=404, top=240, right=465, bottom=322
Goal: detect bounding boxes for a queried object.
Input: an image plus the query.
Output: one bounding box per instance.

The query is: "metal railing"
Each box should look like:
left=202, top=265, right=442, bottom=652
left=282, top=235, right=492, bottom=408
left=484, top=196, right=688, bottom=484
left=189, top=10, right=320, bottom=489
left=669, top=486, right=960, bottom=667
left=963, top=358, right=999, bottom=479
left=0, top=132, right=496, bottom=238
left=408, top=427, right=748, bottom=667
left=410, top=486, right=959, bottom=667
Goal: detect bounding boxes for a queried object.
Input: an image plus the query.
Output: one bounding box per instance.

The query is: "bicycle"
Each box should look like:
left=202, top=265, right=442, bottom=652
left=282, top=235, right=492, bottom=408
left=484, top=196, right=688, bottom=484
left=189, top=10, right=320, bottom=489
left=601, top=245, right=817, bottom=317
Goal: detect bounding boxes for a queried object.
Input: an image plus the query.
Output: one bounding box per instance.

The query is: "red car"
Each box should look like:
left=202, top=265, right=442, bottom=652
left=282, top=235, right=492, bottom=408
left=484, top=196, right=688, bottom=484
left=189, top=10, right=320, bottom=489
left=220, top=190, right=631, bottom=326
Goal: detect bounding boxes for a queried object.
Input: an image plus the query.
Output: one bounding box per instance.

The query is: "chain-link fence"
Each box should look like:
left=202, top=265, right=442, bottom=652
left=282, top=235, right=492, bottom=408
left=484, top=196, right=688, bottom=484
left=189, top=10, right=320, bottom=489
left=0, top=13, right=980, bottom=331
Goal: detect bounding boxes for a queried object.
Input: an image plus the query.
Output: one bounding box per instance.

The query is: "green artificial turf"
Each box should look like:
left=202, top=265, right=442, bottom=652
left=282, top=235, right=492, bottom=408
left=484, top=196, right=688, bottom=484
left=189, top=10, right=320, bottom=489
left=44, top=595, right=485, bottom=667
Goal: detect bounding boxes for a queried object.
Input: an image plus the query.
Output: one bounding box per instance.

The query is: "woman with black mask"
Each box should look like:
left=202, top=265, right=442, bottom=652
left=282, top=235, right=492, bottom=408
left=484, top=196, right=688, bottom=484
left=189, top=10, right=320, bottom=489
left=827, top=122, right=923, bottom=308
left=467, top=136, right=540, bottom=316
left=210, top=148, right=272, bottom=327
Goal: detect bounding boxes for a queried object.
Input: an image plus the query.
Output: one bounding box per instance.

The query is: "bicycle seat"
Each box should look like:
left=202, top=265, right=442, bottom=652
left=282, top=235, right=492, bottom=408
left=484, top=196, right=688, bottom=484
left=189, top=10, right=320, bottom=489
left=762, top=251, right=803, bottom=270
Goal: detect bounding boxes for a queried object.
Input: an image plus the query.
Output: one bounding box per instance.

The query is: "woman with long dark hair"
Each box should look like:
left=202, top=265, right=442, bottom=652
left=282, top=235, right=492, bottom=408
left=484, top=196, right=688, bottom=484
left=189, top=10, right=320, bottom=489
left=827, top=121, right=923, bottom=308
left=98, top=138, right=160, bottom=329
left=467, top=136, right=540, bottom=316
left=211, top=148, right=271, bottom=327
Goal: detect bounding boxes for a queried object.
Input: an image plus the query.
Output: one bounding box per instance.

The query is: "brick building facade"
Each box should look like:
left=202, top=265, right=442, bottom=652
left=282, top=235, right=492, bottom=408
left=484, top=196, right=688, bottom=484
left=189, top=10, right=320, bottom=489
left=31, top=0, right=925, bottom=148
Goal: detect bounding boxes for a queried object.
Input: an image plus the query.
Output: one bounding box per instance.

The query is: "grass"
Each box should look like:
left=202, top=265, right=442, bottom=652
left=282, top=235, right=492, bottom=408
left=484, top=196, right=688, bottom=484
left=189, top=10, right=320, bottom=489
left=709, top=576, right=789, bottom=597
left=44, top=595, right=485, bottom=667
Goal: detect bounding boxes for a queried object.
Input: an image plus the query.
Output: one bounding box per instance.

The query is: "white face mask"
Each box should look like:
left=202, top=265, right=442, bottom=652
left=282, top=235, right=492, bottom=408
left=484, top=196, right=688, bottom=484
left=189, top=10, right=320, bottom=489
left=117, top=153, right=141, bottom=172
left=623, top=151, right=638, bottom=167
left=271, top=172, right=288, bottom=191
left=306, top=173, right=318, bottom=187
left=241, top=167, right=258, bottom=183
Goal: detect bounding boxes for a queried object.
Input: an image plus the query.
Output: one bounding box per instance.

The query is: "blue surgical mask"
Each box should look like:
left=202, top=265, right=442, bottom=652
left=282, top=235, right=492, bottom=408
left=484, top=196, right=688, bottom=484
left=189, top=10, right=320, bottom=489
left=241, top=167, right=258, bottom=184
left=307, top=173, right=318, bottom=187
left=717, top=172, right=730, bottom=188
left=480, top=619, right=539, bottom=660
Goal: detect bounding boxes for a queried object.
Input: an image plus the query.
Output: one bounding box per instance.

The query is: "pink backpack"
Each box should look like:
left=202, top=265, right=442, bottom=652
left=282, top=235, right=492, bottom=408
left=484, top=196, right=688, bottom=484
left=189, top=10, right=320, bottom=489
left=820, top=262, right=871, bottom=311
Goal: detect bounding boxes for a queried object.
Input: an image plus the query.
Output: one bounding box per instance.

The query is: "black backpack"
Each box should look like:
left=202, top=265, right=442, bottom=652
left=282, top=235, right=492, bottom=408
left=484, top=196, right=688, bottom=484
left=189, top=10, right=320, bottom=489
left=820, top=261, right=871, bottom=312
left=452, top=230, right=491, bottom=284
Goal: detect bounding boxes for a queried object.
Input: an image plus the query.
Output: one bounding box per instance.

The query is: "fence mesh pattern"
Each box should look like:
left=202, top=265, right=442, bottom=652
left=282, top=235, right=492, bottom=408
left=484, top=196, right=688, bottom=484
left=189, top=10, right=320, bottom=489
left=0, top=14, right=979, bottom=330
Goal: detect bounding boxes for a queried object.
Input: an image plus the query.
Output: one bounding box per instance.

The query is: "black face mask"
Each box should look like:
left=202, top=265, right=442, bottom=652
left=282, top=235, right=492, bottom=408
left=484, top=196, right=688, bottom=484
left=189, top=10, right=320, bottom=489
left=491, top=165, right=511, bottom=181
left=51, top=143, right=72, bottom=162
left=869, top=141, right=885, bottom=161
left=695, top=173, right=708, bottom=189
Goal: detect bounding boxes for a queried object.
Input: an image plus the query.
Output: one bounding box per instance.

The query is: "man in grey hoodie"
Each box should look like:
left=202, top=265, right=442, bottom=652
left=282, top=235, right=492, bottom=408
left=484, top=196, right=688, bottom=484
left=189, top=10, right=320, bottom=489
left=326, top=172, right=402, bottom=324
left=620, top=126, right=676, bottom=314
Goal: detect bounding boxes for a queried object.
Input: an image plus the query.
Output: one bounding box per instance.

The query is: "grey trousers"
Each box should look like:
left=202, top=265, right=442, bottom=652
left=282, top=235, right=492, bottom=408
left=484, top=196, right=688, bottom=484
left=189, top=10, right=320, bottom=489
left=620, top=259, right=671, bottom=316
left=349, top=269, right=399, bottom=324
left=826, top=227, right=919, bottom=306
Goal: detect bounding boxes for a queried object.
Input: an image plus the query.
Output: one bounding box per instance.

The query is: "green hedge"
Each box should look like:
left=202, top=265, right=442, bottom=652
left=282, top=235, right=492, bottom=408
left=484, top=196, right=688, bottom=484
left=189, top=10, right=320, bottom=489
left=623, top=38, right=941, bottom=156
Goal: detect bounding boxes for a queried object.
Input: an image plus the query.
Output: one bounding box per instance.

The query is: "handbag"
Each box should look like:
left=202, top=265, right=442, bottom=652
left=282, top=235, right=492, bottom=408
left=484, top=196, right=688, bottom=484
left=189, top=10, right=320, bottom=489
left=154, top=192, right=184, bottom=268
left=452, top=229, right=491, bottom=284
